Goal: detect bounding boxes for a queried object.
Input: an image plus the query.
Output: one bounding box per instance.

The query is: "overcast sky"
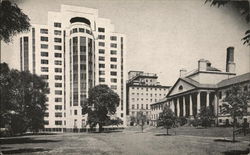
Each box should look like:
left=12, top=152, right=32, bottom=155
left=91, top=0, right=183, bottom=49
left=2, top=0, right=250, bottom=85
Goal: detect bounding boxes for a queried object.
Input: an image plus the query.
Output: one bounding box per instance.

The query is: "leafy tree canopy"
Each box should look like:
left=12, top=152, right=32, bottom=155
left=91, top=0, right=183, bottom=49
left=0, top=63, right=49, bottom=134
left=0, top=0, right=30, bottom=43
left=82, top=85, right=120, bottom=131
left=158, top=105, right=176, bottom=135
left=198, top=106, right=215, bottom=127
left=205, top=0, right=250, bottom=46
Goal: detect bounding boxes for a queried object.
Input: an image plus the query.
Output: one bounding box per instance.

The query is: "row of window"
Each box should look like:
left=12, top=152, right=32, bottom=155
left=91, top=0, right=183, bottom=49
left=131, top=98, right=159, bottom=102
left=41, top=75, right=62, bottom=80
left=98, top=57, right=117, bottom=62
left=131, top=92, right=165, bottom=97
left=131, top=104, right=149, bottom=110
left=99, top=78, right=117, bottom=83
left=98, top=42, right=117, bottom=48
left=131, top=87, right=167, bottom=91
left=98, top=49, right=117, bottom=55
left=41, top=44, right=62, bottom=50
left=98, top=35, right=117, bottom=41
left=41, top=67, right=62, bottom=73
left=70, top=28, right=92, bottom=35
left=40, top=28, right=62, bottom=36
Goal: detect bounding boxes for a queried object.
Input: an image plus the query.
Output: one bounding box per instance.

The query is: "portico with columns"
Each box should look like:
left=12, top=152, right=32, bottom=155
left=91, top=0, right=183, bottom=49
left=166, top=87, right=217, bottom=118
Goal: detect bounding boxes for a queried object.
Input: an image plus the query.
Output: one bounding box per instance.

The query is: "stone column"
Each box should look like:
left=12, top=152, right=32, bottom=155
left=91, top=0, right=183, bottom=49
left=197, top=92, right=200, bottom=114
left=183, top=96, right=186, bottom=117
left=206, top=92, right=210, bottom=107
left=214, top=94, right=218, bottom=116
left=189, top=94, right=193, bottom=116
left=177, top=98, right=180, bottom=117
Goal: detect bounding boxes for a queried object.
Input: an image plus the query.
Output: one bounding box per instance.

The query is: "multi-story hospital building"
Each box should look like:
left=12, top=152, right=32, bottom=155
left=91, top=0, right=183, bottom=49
left=19, top=5, right=126, bottom=131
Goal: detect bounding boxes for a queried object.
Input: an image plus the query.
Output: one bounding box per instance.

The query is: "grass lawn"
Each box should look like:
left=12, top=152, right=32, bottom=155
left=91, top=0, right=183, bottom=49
left=0, top=126, right=249, bottom=155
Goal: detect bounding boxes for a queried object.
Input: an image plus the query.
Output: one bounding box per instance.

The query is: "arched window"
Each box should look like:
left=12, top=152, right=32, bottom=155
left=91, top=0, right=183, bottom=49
left=178, top=85, right=183, bottom=91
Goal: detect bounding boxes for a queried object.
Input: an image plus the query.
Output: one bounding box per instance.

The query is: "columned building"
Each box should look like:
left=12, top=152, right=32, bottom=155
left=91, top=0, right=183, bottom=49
left=126, top=71, right=170, bottom=125
left=162, top=47, right=250, bottom=125
left=19, top=5, right=126, bottom=131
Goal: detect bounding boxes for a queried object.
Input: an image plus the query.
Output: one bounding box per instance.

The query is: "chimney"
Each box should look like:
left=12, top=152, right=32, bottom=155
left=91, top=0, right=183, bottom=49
left=180, top=68, right=187, bottom=77
left=226, top=47, right=235, bottom=73
left=198, top=59, right=207, bottom=71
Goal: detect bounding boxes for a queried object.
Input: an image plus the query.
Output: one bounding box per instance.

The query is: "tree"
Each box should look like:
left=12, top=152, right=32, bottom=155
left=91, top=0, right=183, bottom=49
left=0, top=0, right=31, bottom=60
left=158, top=106, right=176, bottom=135
left=82, top=85, right=120, bottom=132
left=221, top=85, right=249, bottom=142
left=205, top=0, right=250, bottom=46
left=198, top=106, right=215, bottom=127
left=0, top=63, right=49, bottom=134
left=136, top=111, right=147, bottom=132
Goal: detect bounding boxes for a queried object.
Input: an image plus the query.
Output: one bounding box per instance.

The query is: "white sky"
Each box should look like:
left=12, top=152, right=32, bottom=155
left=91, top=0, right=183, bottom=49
left=2, top=0, right=250, bottom=86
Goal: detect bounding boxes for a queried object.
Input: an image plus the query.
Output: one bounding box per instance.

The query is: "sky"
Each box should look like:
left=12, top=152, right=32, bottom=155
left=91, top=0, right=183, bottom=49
left=2, top=0, right=250, bottom=86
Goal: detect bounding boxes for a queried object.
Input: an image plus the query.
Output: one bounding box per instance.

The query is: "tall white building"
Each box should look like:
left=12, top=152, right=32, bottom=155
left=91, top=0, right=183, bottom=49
left=19, top=5, right=126, bottom=132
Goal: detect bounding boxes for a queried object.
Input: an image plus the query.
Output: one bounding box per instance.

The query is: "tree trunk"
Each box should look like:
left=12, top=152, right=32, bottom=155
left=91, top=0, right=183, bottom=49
left=233, top=117, right=236, bottom=142
left=0, top=39, right=1, bottom=63
left=166, top=128, right=169, bottom=135
left=141, top=125, right=143, bottom=133
left=99, top=123, right=103, bottom=133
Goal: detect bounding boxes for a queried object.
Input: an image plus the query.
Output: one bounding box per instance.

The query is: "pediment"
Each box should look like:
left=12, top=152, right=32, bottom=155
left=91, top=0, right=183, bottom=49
left=168, top=79, right=196, bottom=96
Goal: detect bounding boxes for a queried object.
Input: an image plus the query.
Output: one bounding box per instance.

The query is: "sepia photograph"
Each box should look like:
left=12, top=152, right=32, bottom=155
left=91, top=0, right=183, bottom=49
left=0, top=0, right=250, bottom=154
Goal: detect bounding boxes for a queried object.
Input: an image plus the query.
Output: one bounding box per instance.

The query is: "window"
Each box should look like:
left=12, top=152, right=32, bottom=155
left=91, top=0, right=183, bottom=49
left=41, top=67, right=49, bottom=72
left=99, top=64, right=105, bottom=68
left=110, top=64, right=117, bottom=69
left=99, top=56, right=105, bottom=61
left=55, top=53, right=62, bottom=58
left=99, top=70, right=105, bottom=75
left=54, top=22, right=61, bottom=28
left=98, top=35, right=105, bottom=40
left=73, top=28, right=78, bottom=33
left=40, top=29, right=48, bottom=34
left=121, top=113, right=123, bottom=118
left=55, top=98, right=62, bottom=102
left=99, top=78, right=105, bottom=82
left=41, top=59, right=48, bottom=64
left=111, top=85, right=117, bottom=90
left=54, top=38, right=62, bottom=43
left=55, top=121, right=62, bottom=125
left=137, top=104, right=139, bottom=109
left=41, top=52, right=48, bottom=57
left=54, top=30, right=61, bottom=35
left=110, top=36, right=117, bottom=41
left=132, top=105, right=135, bottom=109
left=44, top=112, right=49, bottom=117
left=86, top=29, right=91, bottom=35
left=41, top=75, right=49, bottom=79
left=178, top=85, right=183, bottom=91
left=110, top=71, right=117, bottom=76
left=41, top=36, right=48, bottom=41
left=99, top=49, right=105, bottom=54
left=110, top=57, right=117, bottom=62
left=99, top=42, right=105, bottom=47
left=111, top=78, right=117, bottom=83
left=55, top=68, right=62, bottom=73
left=79, top=28, right=84, bottom=32
left=55, top=60, right=62, bottom=65
left=55, top=90, right=62, bottom=95
left=146, top=104, right=148, bottom=109
left=74, top=110, right=77, bottom=115
left=55, top=75, right=62, bottom=80
left=54, top=45, right=62, bottom=50
left=110, top=50, right=117, bottom=55
left=55, top=83, right=62, bottom=88
left=55, top=112, right=62, bottom=117
left=41, top=44, right=48, bottom=49
left=110, top=43, right=117, bottom=48
left=55, top=105, right=62, bottom=110
left=98, top=27, right=105, bottom=32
